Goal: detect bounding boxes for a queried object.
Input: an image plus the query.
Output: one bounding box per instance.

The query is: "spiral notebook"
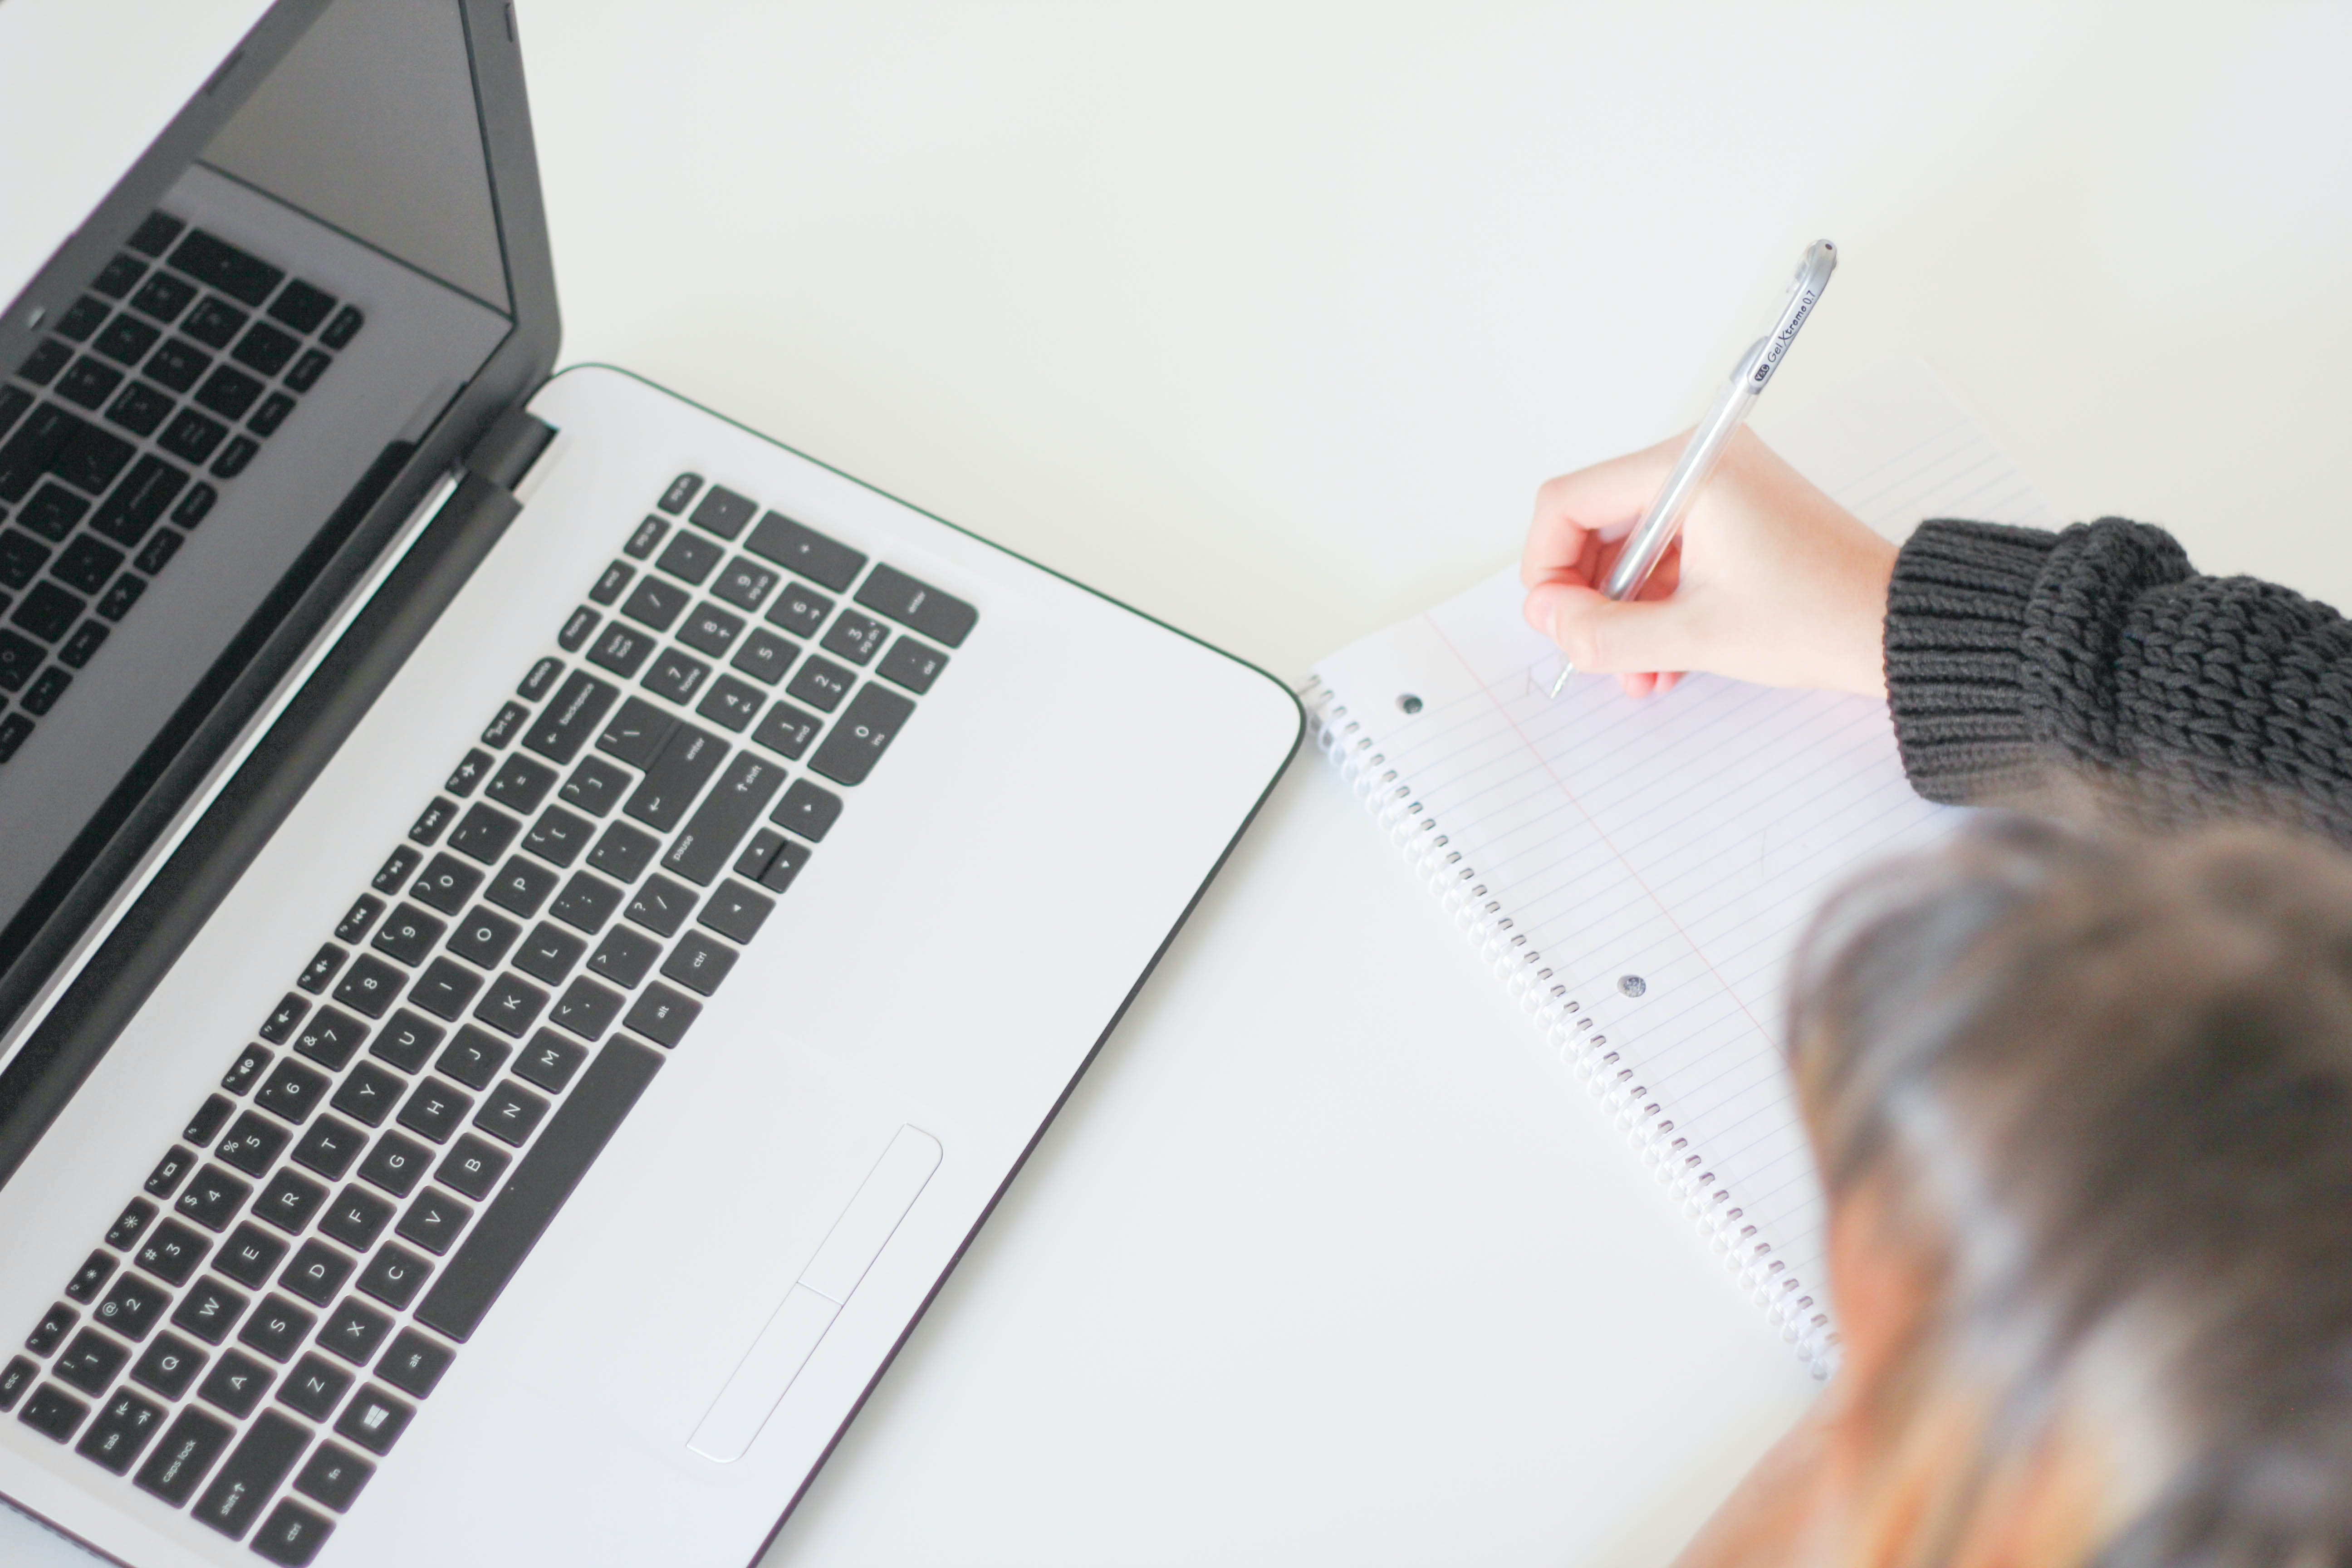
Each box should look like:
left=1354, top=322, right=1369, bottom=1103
left=1302, top=360, right=2060, bottom=1367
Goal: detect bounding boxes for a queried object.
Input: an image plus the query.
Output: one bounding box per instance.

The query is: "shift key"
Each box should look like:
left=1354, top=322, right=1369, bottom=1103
left=663, top=754, right=787, bottom=886
left=623, top=724, right=727, bottom=832
left=523, top=672, right=619, bottom=765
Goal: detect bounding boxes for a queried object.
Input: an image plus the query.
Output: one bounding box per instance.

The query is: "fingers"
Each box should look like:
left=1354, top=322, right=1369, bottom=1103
left=1521, top=434, right=1686, bottom=590
left=1523, top=579, right=1707, bottom=677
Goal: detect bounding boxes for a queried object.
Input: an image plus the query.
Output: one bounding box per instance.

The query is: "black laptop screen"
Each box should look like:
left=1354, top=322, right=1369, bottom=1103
left=0, top=0, right=517, bottom=1004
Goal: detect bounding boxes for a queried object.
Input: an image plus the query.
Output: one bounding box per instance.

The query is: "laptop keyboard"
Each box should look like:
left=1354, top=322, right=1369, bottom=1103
left=1, top=473, right=973, bottom=1564
left=0, top=211, right=364, bottom=764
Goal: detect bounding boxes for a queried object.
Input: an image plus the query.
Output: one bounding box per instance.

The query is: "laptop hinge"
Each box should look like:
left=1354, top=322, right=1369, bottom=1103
left=463, top=405, right=558, bottom=492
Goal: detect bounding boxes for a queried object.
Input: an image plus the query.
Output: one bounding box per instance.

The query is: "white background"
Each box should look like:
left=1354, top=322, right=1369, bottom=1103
left=13, top=3, right=2352, bottom=1565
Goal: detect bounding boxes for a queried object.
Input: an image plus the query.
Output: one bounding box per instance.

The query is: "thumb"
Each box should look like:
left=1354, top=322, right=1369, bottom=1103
left=1526, top=581, right=1701, bottom=675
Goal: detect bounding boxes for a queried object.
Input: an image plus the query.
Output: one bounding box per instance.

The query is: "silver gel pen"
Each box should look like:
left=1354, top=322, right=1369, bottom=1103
left=1546, top=238, right=1838, bottom=698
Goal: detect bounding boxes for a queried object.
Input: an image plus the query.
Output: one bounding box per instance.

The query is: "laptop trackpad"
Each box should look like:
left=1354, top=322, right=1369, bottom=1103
left=688, top=1125, right=943, bottom=1463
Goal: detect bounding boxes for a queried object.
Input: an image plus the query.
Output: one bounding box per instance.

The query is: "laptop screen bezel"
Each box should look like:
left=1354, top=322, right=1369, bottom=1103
left=0, top=0, right=562, bottom=1182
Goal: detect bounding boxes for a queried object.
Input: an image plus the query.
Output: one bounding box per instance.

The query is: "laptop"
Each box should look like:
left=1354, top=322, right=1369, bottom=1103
left=0, top=3, right=1301, bottom=1563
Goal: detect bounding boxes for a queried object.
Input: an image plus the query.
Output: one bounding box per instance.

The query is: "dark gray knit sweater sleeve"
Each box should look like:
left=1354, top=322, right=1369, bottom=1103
left=1885, top=518, right=2352, bottom=839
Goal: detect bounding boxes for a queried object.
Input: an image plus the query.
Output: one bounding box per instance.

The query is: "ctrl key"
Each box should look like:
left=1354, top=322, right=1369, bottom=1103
left=252, top=1498, right=336, bottom=1567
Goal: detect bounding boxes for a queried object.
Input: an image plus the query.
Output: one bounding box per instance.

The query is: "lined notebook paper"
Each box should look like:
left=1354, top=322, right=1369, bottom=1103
left=1304, top=360, right=2060, bottom=1367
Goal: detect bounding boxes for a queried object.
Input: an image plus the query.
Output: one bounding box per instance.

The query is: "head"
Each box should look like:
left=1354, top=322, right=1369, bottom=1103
left=1789, top=816, right=2352, bottom=1568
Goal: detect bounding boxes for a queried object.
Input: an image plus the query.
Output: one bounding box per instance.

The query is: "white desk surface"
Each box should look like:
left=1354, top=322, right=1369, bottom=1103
left=12, top=3, right=2352, bottom=1565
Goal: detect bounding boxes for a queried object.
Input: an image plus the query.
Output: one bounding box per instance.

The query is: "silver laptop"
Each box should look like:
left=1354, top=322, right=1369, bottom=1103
left=0, top=4, right=1300, bottom=1563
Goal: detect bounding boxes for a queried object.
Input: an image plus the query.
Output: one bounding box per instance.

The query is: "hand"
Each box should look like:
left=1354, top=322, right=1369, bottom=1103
left=1520, top=427, right=1897, bottom=699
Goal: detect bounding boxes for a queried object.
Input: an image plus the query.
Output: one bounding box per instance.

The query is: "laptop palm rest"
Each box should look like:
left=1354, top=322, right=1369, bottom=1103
left=689, top=1125, right=943, bottom=1463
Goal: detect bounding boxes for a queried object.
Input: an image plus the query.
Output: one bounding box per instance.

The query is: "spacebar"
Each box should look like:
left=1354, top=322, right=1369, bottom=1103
left=414, top=1037, right=665, bottom=1342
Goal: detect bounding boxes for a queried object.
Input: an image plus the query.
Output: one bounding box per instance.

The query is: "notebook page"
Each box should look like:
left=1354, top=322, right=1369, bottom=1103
left=1307, top=360, right=2058, bottom=1363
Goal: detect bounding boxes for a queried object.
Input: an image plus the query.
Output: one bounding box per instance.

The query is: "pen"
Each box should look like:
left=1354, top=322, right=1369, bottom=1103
left=1547, top=238, right=1838, bottom=698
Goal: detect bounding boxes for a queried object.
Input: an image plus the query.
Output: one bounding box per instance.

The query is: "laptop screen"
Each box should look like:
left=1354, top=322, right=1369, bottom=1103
left=0, top=0, right=518, bottom=992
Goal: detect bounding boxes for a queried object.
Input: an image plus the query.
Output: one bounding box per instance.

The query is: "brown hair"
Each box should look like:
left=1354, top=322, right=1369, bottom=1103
left=1789, top=816, right=2352, bottom=1567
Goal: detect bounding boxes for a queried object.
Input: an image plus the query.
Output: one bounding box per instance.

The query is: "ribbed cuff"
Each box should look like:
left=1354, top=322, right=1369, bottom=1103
left=1884, top=520, right=2060, bottom=806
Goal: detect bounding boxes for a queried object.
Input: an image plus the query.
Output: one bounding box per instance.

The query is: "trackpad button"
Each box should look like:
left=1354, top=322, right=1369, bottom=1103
left=688, top=1125, right=942, bottom=1463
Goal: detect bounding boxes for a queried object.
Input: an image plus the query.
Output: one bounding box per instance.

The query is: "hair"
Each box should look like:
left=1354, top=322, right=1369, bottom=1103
left=1788, top=815, right=2352, bottom=1568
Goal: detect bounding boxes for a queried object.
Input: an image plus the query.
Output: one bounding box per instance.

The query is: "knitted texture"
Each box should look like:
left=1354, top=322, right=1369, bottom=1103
left=1885, top=519, right=2352, bottom=843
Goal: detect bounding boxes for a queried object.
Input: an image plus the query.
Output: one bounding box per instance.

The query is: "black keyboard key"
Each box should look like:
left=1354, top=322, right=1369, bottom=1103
left=408, top=796, right=456, bottom=845
left=284, top=347, right=332, bottom=393
left=13, top=580, right=84, bottom=642
left=106, top=1199, right=158, bottom=1251
left=396, top=1078, right=473, bottom=1143
left=372, top=845, right=422, bottom=894
left=248, top=390, right=296, bottom=436
left=657, top=528, right=723, bottom=586
left=318, top=1186, right=395, bottom=1252
left=294, top=1441, right=372, bottom=1512
left=329, top=1062, right=405, bottom=1127
left=549, top=871, right=623, bottom=934
left=664, top=752, right=786, bottom=885
left=856, top=562, right=978, bottom=647
left=436, top=1133, right=512, bottom=1200
left=262, top=998, right=308, bottom=1045
left=56, top=297, right=110, bottom=342
left=219, top=1112, right=290, bottom=1176
left=21, top=665, right=70, bottom=715
left=596, top=694, right=676, bottom=767
left=18, top=1383, right=87, bottom=1443
left=625, top=517, right=670, bottom=562
left=485, top=854, right=561, bottom=919
left=625, top=873, right=695, bottom=936
left=587, top=819, right=659, bottom=883
left=774, top=778, right=843, bottom=842
left=279, top=1354, right=352, bottom=1421
left=446, top=908, right=520, bottom=971
left=729, top=625, right=797, bottom=686
left=473, top=974, right=549, bottom=1039
left=0, top=713, right=33, bottom=760
left=519, top=655, right=564, bottom=701
left=177, top=1165, right=255, bottom=1232
left=52, top=534, right=123, bottom=593
left=132, top=274, right=196, bottom=324
left=514, top=921, right=586, bottom=986
left=20, top=477, right=89, bottom=539
left=54, top=1328, right=130, bottom=1396
left=355, top=1245, right=431, bottom=1311
left=108, top=379, right=175, bottom=437
left=290, top=1115, right=367, bottom=1182
left=145, top=1143, right=198, bottom=1197
left=521, top=669, right=618, bottom=765
left=711, top=555, right=779, bottom=611
left=410, top=852, right=484, bottom=914
left=269, top=279, right=337, bottom=333
left=95, top=570, right=148, bottom=621
left=196, top=1347, right=273, bottom=1418
left=763, top=578, right=833, bottom=638
left=376, top=1329, right=454, bottom=1401
left=440, top=749, right=492, bottom=799
left=252, top=1498, right=335, bottom=1566
left=620, top=575, right=688, bottom=635
left=293, top=1005, right=369, bottom=1071
left=585, top=925, right=659, bottom=990
left=0, top=405, right=77, bottom=504
left=193, top=363, right=263, bottom=421
left=94, top=313, right=162, bottom=364
left=278, top=1241, right=356, bottom=1307
left=481, top=698, right=529, bottom=746
left=624, top=983, right=701, bottom=1046
left=76, top=1388, right=166, bottom=1474
left=0, top=1357, right=34, bottom=1410
left=414, top=1037, right=663, bottom=1341
left=548, top=976, right=624, bottom=1040
left=213, top=1227, right=289, bottom=1291
left=396, top=1188, right=473, bottom=1255
left=26, top=1303, right=76, bottom=1357
left=559, top=754, right=632, bottom=817
left=357, top=1131, right=432, bottom=1198
left=662, top=932, right=738, bottom=997
left=472, top=1080, right=550, bottom=1147
left=334, top=1383, right=415, bottom=1455
left=333, top=895, right=386, bottom=945
left=745, top=511, right=866, bottom=591
left=254, top=1168, right=329, bottom=1235
left=447, top=801, right=520, bottom=863
left=129, top=213, right=186, bottom=257
left=238, top=1297, right=315, bottom=1364
left=331, top=953, right=405, bottom=1017
left=784, top=654, right=853, bottom=713
left=135, top=1404, right=234, bottom=1505
left=95, top=1273, right=171, bottom=1340
left=170, top=230, right=284, bottom=306
left=820, top=609, right=888, bottom=665
left=0, top=382, right=25, bottom=436
left=318, top=1298, right=393, bottom=1365
left=321, top=304, right=365, bottom=349
left=15, top=340, right=69, bottom=387
left=0, top=631, right=41, bottom=691
left=696, top=672, right=766, bottom=732
left=58, top=355, right=124, bottom=410
left=409, top=956, right=485, bottom=1020
left=67, top=1249, right=119, bottom=1303
left=159, top=406, right=227, bottom=464
left=210, top=433, right=260, bottom=479
left=256, top=1058, right=331, bottom=1125
left=810, top=681, right=917, bottom=786
left=0, top=529, right=48, bottom=589
left=369, top=1011, right=444, bottom=1073
left=58, top=617, right=108, bottom=666
left=624, top=722, right=727, bottom=832
left=682, top=482, right=755, bottom=540
left=130, top=1333, right=207, bottom=1399
left=135, top=1219, right=210, bottom=1287
left=699, top=881, right=776, bottom=944
left=145, top=334, right=210, bottom=390
left=513, top=1031, right=588, bottom=1095
left=557, top=606, right=599, bottom=653
left=523, top=804, right=595, bottom=867
left=589, top=559, right=634, bottom=605
left=677, top=600, right=744, bottom=657
left=658, top=474, right=701, bottom=515
left=232, top=320, right=300, bottom=377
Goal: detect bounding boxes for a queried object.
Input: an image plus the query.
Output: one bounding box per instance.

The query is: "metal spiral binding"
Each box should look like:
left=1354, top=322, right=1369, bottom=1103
left=1300, top=675, right=1838, bottom=1372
